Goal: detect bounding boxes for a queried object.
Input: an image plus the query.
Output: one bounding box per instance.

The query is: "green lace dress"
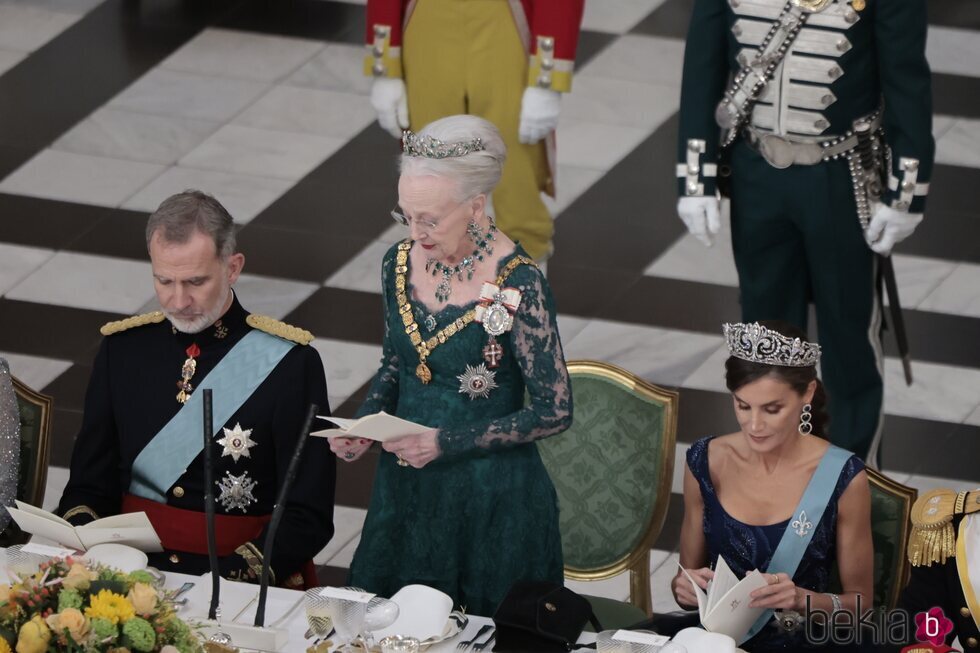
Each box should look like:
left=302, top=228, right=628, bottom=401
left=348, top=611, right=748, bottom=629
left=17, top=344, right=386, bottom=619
left=348, top=241, right=572, bottom=615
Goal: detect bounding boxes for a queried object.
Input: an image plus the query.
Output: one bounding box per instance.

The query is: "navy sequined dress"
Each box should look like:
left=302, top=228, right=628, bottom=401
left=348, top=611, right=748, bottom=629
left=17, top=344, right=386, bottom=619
left=687, top=436, right=864, bottom=651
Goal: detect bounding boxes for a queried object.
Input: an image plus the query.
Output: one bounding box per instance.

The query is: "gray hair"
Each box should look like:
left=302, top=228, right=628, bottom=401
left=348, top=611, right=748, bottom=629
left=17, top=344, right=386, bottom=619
left=145, top=190, right=237, bottom=258
left=399, top=115, right=507, bottom=201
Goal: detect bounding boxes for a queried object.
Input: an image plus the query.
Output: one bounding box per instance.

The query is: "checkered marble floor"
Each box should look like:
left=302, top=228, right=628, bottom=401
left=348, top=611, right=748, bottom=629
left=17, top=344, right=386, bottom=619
left=1, top=0, right=977, bottom=607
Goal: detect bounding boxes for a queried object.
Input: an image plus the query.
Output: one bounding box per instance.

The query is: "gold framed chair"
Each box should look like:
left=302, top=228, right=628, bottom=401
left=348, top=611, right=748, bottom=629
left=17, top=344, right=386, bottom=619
left=865, top=468, right=916, bottom=609
left=828, top=467, right=916, bottom=610
left=12, top=374, right=54, bottom=509
left=537, top=360, right=678, bottom=627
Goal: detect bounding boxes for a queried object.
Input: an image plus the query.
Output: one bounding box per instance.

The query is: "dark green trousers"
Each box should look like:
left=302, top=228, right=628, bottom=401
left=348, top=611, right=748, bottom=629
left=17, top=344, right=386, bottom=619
left=728, top=139, right=884, bottom=460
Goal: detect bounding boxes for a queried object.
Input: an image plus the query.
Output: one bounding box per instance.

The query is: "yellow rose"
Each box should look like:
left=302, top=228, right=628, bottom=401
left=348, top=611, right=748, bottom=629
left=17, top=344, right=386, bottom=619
left=127, top=583, right=159, bottom=616
left=16, top=615, right=51, bottom=653
left=47, top=608, right=90, bottom=643
left=0, top=584, right=10, bottom=602
left=62, top=563, right=95, bottom=591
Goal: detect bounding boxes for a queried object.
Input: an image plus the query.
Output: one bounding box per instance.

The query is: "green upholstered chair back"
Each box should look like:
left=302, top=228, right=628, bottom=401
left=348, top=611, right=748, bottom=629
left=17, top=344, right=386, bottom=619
left=828, top=468, right=916, bottom=610
left=537, top=361, right=678, bottom=615
left=13, top=375, right=53, bottom=509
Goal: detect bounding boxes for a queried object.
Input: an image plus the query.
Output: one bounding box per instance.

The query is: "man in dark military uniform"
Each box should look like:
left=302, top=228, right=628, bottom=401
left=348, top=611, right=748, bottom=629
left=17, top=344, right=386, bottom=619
left=57, top=190, right=335, bottom=589
left=673, top=0, right=934, bottom=461
left=893, top=488, right=980, bottom=651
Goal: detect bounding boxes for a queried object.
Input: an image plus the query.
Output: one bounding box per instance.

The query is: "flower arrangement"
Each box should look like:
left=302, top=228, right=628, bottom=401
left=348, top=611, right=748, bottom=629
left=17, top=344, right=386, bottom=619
left=0, top=556, right=202, bottom=653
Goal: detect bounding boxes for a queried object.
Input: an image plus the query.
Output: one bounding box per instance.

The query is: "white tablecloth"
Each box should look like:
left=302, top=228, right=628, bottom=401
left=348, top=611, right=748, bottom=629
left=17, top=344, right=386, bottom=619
left=0, top=549, right=596, bottom=652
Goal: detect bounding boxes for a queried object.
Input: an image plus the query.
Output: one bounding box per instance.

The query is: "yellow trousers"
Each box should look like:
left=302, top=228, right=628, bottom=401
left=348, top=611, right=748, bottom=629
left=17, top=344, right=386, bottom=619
left=403, top=0, right=553, bottom=261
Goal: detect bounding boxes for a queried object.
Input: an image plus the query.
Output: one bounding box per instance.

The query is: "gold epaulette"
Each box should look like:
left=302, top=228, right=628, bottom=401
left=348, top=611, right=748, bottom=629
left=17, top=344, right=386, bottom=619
left=246, top=314, right=314, bottom=345
left=908, top=488, right=971, bottom=567
left=100, top=311, right=165, bottom=336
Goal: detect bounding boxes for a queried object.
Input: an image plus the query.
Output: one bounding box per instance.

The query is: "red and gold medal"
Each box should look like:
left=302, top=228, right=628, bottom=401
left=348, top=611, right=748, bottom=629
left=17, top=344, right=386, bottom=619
left=176, top=343, right=200, bottom=404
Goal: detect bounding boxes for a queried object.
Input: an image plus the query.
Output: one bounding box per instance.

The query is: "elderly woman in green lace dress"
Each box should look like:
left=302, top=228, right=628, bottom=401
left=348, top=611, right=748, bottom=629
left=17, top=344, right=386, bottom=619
left=0, top=358, right=19, bottom=535
left=327, top=115, right=572, bottom=614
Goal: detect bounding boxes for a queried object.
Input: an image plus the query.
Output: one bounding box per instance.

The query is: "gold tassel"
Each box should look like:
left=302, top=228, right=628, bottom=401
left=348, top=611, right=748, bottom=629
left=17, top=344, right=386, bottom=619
left=908, top=489, right=959, bottom=567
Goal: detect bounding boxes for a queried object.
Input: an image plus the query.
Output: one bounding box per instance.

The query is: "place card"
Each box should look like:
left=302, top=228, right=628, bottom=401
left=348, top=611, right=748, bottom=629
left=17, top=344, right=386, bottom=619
left=612, top=630, right=670, bottom=646
left=318, top=587, right=376, bottom=603
left=21, top=542, right=78, bottom=558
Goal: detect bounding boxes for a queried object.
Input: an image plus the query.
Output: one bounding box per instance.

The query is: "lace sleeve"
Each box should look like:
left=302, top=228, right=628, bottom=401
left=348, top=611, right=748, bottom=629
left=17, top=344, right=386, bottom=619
left=0, top=358, right=20, bottom=532
left=438, top=267, right=572, bottom=457
left=356, top=247, right=401, bottom=418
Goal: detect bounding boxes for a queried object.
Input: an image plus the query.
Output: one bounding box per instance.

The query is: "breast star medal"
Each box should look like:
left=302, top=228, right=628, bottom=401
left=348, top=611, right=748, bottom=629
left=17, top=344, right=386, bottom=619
left=175, top=343, right=200, bottom=404
left=216, top=471, right=258, bottom=512
left=216, top=423, right=257, bottom=462
left=457, top=363, right=498, bottom=400
left=475, top=283, right=521, bottom=369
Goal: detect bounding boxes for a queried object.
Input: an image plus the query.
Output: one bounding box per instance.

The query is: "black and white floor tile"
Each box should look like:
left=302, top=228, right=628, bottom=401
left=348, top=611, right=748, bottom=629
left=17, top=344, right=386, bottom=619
left=0, top=0, right=977, bottom=609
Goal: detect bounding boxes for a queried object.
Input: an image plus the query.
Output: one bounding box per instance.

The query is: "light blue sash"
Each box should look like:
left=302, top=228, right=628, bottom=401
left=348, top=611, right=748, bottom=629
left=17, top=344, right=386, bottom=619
left=740, top=445, right=853, bottom=644
left=129, top=330, right=295, bottom=502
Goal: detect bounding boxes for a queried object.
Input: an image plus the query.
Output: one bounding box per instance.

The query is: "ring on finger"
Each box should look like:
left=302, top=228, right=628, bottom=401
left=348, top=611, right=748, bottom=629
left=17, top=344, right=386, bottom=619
left=770, top=573, right=780, bottom=585
left=396, top=455, right=409, bottom=467
left=344, top=452, right=355, bottom=460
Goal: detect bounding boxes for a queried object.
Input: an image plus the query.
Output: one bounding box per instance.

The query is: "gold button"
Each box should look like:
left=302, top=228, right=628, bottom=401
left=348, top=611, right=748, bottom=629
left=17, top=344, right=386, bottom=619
left=962, top=606, right=972, bottom=618
left=169, top=553, right=180, bottom=564
left=967, top=636, right=977, bottom=648
left=172, top=486, right=184, bottom=498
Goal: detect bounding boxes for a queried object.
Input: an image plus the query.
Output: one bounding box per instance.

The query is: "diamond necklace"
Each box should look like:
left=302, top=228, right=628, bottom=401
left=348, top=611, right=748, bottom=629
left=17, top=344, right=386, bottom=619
left=425, top=220, right=497, bottom=302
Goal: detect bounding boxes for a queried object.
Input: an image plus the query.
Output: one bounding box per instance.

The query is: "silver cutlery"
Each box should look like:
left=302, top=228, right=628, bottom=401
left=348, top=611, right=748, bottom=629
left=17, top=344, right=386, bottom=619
left=456, top=624, right=494, bottom=651
left=171, top=582, right=195, bottom=600
left=472, top=630, right=495, bottom=652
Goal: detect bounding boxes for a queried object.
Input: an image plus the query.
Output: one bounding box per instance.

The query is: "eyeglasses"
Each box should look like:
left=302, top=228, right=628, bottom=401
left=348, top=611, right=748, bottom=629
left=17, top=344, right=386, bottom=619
left=390, top=199, right=468, bottom=232
left=390, top=205, right=438, bottom=231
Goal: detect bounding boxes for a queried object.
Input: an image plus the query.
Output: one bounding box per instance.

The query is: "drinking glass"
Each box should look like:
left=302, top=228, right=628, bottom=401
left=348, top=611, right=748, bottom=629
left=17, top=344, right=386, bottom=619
left=325, top=587, right=369, bottom=652
left=303, top=588, right=333, bottom=642
left=5, top=545, right=46, bottom=578
left=362, top=596, right=399, bottom=647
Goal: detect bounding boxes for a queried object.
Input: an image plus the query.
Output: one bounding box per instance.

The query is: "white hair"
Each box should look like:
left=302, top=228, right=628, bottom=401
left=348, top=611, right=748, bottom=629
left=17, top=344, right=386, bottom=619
left=399, top=115, right=507, bottom=201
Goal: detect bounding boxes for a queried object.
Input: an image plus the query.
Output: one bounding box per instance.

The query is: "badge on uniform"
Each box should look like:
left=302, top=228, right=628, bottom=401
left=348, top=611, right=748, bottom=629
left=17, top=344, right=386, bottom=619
left=216, top=423, right=257, bottom=462
left=216, top=471, right=257, bottom=512
left=474, top=282, right=521, bottom=369
left=457, top=363, right=498, bottom=400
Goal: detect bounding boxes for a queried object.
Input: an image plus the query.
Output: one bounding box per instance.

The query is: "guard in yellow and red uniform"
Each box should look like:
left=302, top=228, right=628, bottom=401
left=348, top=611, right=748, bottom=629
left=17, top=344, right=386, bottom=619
left=364, top=0, right=585, bottom=262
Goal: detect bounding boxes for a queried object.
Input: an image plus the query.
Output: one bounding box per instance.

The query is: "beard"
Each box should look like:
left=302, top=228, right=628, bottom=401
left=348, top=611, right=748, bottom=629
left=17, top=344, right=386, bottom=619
left=165, top=289, right=231, bottom=334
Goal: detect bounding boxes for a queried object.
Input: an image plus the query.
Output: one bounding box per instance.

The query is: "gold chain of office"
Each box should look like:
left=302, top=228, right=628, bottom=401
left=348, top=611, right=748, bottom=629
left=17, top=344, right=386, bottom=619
left=394, top=240, right=534, bottom=384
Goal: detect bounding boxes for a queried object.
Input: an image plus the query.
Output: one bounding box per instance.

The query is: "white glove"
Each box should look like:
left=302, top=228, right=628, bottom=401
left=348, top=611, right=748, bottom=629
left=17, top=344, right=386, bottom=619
left=677, top=196, right=722, bottom=247
left=864, top=204, right=923, bottom=255
left=518, top=87, right=561, bottom=144
left=370, top=78, right=409, bottom=139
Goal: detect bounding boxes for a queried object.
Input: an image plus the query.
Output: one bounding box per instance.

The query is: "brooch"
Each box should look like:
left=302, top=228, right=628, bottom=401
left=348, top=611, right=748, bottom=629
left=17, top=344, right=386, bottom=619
left=457, top=363, right=498, bottom=400
left=791, top=510, right=813, bottom=537
left=474, top=283, right=521, bottom=369
left=216, top=423, right=257, bottom=462
left=215, top=471, right=258, bottom=513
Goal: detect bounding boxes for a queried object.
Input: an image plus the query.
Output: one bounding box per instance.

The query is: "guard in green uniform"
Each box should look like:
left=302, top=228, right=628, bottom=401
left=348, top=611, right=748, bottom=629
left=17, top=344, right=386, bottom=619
left=674, top=0, right=934, bottom=460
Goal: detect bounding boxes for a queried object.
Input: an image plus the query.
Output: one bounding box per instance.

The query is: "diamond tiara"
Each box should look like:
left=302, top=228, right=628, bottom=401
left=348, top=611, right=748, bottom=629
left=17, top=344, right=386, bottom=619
left=402, top=130, right=486, bottom=159
left=723, top=322, right=821, bottom=367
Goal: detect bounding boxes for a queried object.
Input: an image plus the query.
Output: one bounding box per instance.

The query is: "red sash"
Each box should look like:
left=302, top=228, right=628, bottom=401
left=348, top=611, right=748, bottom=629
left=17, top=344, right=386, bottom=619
left=121, top=494, right=316, bottom=589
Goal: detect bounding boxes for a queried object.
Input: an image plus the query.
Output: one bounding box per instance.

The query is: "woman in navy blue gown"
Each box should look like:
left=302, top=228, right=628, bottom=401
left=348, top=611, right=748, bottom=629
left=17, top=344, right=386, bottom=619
left=672, top=321, right=874, bottom=651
